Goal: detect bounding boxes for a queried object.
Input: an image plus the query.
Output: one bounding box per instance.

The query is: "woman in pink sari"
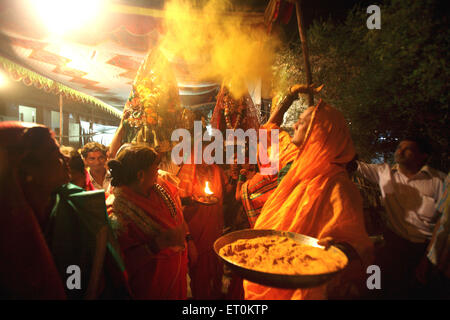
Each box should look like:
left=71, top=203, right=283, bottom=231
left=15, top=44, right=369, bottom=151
left=107, top=145, right=190, bottom=299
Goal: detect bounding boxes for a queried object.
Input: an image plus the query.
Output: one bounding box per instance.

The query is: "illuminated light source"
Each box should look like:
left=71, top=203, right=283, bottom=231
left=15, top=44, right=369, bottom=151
left=58, top=45, right=93, bottom=72
left=30, top=0, right=104, bottom=36
left=0, top=71, right=8, bottom=88
left=204, top=181, right=213, bottom=195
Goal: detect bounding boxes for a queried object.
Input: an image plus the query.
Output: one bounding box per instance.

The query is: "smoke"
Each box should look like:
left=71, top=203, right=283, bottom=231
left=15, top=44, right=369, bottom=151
left=159, top=0, right=279, bottom=99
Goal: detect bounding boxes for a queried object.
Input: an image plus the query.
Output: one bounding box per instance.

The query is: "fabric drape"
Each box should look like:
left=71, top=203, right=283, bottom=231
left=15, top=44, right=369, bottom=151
left=48, top=184, right=128, bottom=299
left=0, top=175, right=66, bottom=299
left=241, top=123, right=299, bottom=227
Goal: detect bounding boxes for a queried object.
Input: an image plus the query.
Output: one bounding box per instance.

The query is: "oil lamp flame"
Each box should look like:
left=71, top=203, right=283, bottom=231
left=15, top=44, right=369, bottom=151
left=204, top=181, right=213, bottom=195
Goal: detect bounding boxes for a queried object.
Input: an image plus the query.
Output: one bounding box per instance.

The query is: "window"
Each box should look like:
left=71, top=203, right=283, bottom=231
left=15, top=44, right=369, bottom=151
left=19, top=105, right=36, bottom=123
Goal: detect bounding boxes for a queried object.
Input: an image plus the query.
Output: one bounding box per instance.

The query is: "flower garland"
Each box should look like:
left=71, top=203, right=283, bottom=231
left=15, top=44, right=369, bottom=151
left=0, top=56, right=121, bottom=117
left=223, top=93, right=246, bottom=180
left=124, top=84, right=161, bottom=128
left=123, top=75, right=165, bottom=128
left=223, top=93, right=245, bottom=130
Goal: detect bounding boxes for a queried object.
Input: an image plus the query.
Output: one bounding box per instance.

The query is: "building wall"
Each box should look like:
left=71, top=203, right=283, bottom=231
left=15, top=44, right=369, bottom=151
left=0, top=101, right=118, bottom=148
left=0, top=100, right=19, bottom=122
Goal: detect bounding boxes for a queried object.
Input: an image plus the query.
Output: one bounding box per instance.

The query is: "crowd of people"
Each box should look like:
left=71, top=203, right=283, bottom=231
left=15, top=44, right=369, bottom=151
left=0, top=84, right=448, bottom=300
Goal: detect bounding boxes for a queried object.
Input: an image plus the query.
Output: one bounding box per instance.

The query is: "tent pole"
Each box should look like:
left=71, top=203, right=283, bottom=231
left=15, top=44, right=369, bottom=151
left=59, top=94, right=63, bottom=145
left=295, top=0, right=314, bottom=106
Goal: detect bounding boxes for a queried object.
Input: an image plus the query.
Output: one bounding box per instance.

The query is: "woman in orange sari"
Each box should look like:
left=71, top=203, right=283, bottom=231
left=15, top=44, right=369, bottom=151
left=107, top=145, right=190, bottom=299
left=244, top=100, right=374, bottom=300
left=238, top=122, right=299, bottom=227
left=237, top=84, right=322, bottom=227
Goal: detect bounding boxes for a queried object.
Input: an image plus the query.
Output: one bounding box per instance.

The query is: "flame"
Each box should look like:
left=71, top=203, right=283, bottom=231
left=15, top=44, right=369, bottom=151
left=204, top=181, right=213, bottom=195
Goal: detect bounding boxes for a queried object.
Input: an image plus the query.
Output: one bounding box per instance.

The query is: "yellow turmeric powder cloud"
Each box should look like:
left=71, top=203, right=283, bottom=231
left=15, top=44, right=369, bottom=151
left=159, top=0, right=279, bottom=99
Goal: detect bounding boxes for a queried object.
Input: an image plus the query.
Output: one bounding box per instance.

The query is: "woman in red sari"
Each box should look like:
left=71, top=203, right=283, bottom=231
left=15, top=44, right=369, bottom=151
left=178, top=161, right=227, bottom=299
left=107, top=145, right=190, bottom=299
left=0, top=122, right=127, bottom=299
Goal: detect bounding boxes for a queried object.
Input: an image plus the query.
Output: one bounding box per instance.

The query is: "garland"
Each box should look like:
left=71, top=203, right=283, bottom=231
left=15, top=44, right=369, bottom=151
left=0, top=55, right=121, bottom=118
left=223, top=93, right=245, bottom=130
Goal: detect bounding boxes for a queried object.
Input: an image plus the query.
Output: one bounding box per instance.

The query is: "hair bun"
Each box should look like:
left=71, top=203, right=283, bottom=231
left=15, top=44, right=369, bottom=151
left=107, top=159, right=124, bottom=187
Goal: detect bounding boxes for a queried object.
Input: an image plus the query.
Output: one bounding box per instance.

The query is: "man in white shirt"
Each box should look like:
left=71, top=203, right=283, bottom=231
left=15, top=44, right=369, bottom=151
left=81, top=142, right=111, bottom=191
left=356, top=136, right=446, bottom=298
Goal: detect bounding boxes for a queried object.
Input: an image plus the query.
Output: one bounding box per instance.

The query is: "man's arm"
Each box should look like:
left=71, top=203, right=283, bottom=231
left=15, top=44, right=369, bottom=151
left=235, top=169, right=249, bottom=201
left=356, top=160, right=383, bottom=185
left=109, top=117, right=125, bottom=159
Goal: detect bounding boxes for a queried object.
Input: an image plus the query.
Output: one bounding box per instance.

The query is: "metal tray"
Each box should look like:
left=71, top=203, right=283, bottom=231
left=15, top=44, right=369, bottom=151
left=214, top=229, right=348, bottom=289
left=193, top=195, right=219, bottom=206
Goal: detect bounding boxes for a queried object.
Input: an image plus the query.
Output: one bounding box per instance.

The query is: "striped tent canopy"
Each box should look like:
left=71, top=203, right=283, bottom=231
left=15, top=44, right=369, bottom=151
left=0, top=0, right=265, bottom=112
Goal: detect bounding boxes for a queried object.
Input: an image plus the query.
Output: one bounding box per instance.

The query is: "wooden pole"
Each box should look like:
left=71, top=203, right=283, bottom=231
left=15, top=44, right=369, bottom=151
left=59, top=93, right=63, bottom=145
left=295, top=0, right=314, bottom=106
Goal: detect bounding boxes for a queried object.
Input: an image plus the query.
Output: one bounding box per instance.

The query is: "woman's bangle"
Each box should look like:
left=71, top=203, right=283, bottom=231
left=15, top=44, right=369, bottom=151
left=185, top=233, right=193, bottom=242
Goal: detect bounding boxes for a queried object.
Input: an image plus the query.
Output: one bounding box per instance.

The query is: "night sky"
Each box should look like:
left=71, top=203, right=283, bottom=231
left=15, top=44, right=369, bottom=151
left=300, top=0, right=376, bottom=25
left=281, top=0, right=379, bottom=41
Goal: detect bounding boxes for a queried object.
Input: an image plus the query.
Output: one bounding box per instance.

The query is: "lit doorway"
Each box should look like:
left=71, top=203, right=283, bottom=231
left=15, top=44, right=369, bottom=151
left=19, top=105, right=36, bottom=123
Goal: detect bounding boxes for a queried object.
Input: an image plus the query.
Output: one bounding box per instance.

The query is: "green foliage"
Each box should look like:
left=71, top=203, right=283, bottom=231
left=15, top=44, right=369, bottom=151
left=273, top=0, right=449, bottom=171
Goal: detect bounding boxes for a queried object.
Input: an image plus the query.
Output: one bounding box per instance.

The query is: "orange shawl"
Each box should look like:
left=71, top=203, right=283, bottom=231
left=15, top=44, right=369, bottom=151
left=244, top=100, right=373, bottom=300
left=258, top=122, right=299, bottom=175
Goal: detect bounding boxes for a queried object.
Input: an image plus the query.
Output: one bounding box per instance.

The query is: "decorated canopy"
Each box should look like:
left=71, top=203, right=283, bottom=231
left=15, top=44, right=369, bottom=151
left=0, top=0, right=265, bottom=113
